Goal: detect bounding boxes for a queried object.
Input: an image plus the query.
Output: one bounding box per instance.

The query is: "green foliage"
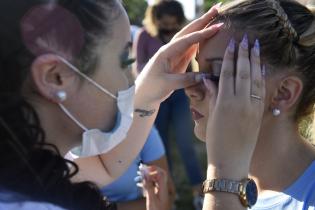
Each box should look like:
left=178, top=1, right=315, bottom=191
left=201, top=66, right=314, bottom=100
left=204, top=0, right=230, bottom=11
left=123, top=0, right=148, bottom=26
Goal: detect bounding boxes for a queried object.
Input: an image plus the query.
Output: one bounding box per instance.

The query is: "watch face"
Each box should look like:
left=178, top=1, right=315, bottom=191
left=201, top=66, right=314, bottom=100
left=246, top=180, right=258, bottom=207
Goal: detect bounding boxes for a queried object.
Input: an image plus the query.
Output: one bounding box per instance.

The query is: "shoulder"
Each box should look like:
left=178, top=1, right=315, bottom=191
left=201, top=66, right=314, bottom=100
left=136, top=28, right=153, bottom=42
left=285, top=160, right=315, bottom=207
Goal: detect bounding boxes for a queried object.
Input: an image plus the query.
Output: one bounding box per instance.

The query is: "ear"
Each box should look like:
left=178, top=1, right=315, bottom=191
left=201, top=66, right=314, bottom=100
left=30, top=54, right=78, bottom=103
left=270, top=75, right=303, bottom=112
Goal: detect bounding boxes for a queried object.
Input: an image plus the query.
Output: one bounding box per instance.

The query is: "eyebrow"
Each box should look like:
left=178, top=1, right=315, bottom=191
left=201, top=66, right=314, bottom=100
left=205, top=58, right=223, bottom=62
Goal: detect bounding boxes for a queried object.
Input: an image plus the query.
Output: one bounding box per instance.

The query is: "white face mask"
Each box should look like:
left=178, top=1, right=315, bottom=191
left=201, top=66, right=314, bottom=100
left=57, top=57, right=135, bottom=158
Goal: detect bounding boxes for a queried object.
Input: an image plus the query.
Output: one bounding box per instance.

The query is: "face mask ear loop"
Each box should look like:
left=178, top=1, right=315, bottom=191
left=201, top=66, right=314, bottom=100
left=56, top=56, right=117, bottom=100
left=58, top=103, right=88, bottom=132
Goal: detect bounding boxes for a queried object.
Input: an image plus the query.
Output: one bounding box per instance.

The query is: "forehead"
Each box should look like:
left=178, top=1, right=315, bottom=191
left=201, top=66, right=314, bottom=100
left=198, top=29, right=233, bottom=61
left=101, top=4, right=130, bottom=49
left=96, top=3, right=130, bottom=66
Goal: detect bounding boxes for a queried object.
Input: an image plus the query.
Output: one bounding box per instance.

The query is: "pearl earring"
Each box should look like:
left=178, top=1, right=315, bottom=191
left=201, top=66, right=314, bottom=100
left=56, top=91, right=67, bottom=102
left=272, top=108, right=281, bottom=117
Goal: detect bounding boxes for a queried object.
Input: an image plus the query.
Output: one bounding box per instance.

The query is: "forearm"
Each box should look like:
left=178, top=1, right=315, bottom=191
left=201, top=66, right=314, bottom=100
left=99, top=103, right=159, bottom=183
left=204, top=139, right=250, bottom=210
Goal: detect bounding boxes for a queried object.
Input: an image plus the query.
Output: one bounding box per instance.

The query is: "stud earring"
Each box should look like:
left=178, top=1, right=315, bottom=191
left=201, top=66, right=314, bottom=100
left=56, top=91, right=67, bottom=102
left=272, top=108, right=281, bottom=117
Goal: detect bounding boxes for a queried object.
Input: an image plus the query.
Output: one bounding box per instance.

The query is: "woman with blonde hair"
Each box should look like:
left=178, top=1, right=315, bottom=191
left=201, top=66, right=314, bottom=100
left=144, top=0, right=315, bottom=210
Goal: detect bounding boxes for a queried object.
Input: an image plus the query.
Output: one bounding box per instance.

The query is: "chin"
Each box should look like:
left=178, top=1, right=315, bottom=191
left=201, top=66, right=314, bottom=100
left=193, top=122, right=206, bottom=142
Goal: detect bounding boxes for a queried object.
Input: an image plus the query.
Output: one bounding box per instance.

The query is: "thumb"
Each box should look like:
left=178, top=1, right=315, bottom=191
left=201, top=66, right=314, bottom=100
left=166, top=72, right=209, bottom=90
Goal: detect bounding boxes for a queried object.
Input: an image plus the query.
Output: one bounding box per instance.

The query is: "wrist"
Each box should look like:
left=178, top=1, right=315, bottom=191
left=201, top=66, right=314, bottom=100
left=206, top=161, right=250, bottom=181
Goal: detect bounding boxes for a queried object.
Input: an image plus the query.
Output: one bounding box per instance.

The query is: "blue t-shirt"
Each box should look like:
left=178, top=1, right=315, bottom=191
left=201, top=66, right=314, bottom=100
left=101, top=127, right=165, bottom=202
left=252, top=160, right=315, bottom=210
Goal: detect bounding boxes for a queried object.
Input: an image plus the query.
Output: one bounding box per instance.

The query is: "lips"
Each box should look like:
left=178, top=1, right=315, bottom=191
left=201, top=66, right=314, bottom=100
left=190, top=108, right=204, bottom=121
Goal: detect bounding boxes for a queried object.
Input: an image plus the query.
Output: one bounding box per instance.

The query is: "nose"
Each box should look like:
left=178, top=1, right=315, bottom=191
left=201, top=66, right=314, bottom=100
left=185, top=84, right=205, bottom=102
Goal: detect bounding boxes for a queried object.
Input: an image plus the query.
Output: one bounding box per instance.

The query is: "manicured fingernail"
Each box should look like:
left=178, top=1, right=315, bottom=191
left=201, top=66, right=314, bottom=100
left=213, top=22, right=224, bottom=29
left=136, top=183, right=143, bottom=188
left=241, top=34, right=248, bottom=50
left=203, top=77, right=212, bottom=91
left=134, top=176, right=143, bottom=183
left=228, top=38, right=235, bottom=53
left=254, top=39, right=260, bottom=56
left=262, top=65, right=266, bottom=77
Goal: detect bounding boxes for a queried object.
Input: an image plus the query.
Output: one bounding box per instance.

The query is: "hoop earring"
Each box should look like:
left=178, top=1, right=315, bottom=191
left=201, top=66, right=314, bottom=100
left=272, top=108, right=281, bottom=117
left=56, top=91, right=67, bottom=102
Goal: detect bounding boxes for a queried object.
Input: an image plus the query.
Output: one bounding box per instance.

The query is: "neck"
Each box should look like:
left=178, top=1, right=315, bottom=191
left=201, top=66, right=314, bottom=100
left=33, top=99, right=81, bottom=156
left=250, top=116, right=315, bottom=194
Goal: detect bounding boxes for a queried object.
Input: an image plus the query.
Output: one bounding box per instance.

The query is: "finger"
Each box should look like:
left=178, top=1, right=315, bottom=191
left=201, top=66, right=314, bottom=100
left=236, top=34, right=251, bottom=98
left=250, top=39, right=263, bottom=103
left=162, top=23, right=224, bottom=59
left=155, top=170, right=168, bottom=202
left=134, top=175, right=143, bottom=183
left=217, top=38, right=236, bottom=100
left=173, top=3, right=221, bottom=40
left=143, top=176, right=157, bottom=200
left=203, top=78, right=218, bottom=108
left=166, top=72, right=210, bottom=90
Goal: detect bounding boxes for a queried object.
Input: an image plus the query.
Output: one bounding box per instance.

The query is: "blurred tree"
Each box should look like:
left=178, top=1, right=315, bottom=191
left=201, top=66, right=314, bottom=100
left=123, top=0, right=148, bottom=26
left=204, top=0, right=229, bottom=11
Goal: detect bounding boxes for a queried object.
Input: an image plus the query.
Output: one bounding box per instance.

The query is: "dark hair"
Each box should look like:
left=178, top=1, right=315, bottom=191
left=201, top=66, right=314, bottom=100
left=143, top=0, right=186, bottom=36
left=213, top=0, right=315, bottom=122
left=152, top=0, right=186, bottom=25
left=0, top=0, right=121, bottom=209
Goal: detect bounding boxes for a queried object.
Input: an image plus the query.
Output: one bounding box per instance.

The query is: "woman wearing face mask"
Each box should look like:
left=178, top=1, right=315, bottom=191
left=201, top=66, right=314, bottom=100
left=144, top=1, right=315, bottom=210
left=135, top=1, right=205, bottom=207
left=0, top=1, right=223, bottom=210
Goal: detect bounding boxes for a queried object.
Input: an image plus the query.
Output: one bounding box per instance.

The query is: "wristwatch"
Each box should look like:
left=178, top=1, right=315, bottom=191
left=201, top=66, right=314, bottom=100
left=202, top=178, right=258, bottom=208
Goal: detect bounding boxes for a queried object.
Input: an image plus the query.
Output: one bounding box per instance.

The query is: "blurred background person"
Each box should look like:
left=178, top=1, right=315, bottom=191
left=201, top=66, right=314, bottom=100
left=134, top=1, right=204, bottom=209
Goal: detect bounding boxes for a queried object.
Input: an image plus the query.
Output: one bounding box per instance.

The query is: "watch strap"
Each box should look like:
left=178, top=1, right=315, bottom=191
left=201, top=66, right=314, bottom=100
left=202, top=179, right=241, bottom=194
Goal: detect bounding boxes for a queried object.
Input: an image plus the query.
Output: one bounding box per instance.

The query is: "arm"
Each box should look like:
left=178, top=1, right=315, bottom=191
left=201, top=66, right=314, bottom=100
left=74, top=5, right=223, bottom=186
left=202, top=35, right=265, bottom=209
